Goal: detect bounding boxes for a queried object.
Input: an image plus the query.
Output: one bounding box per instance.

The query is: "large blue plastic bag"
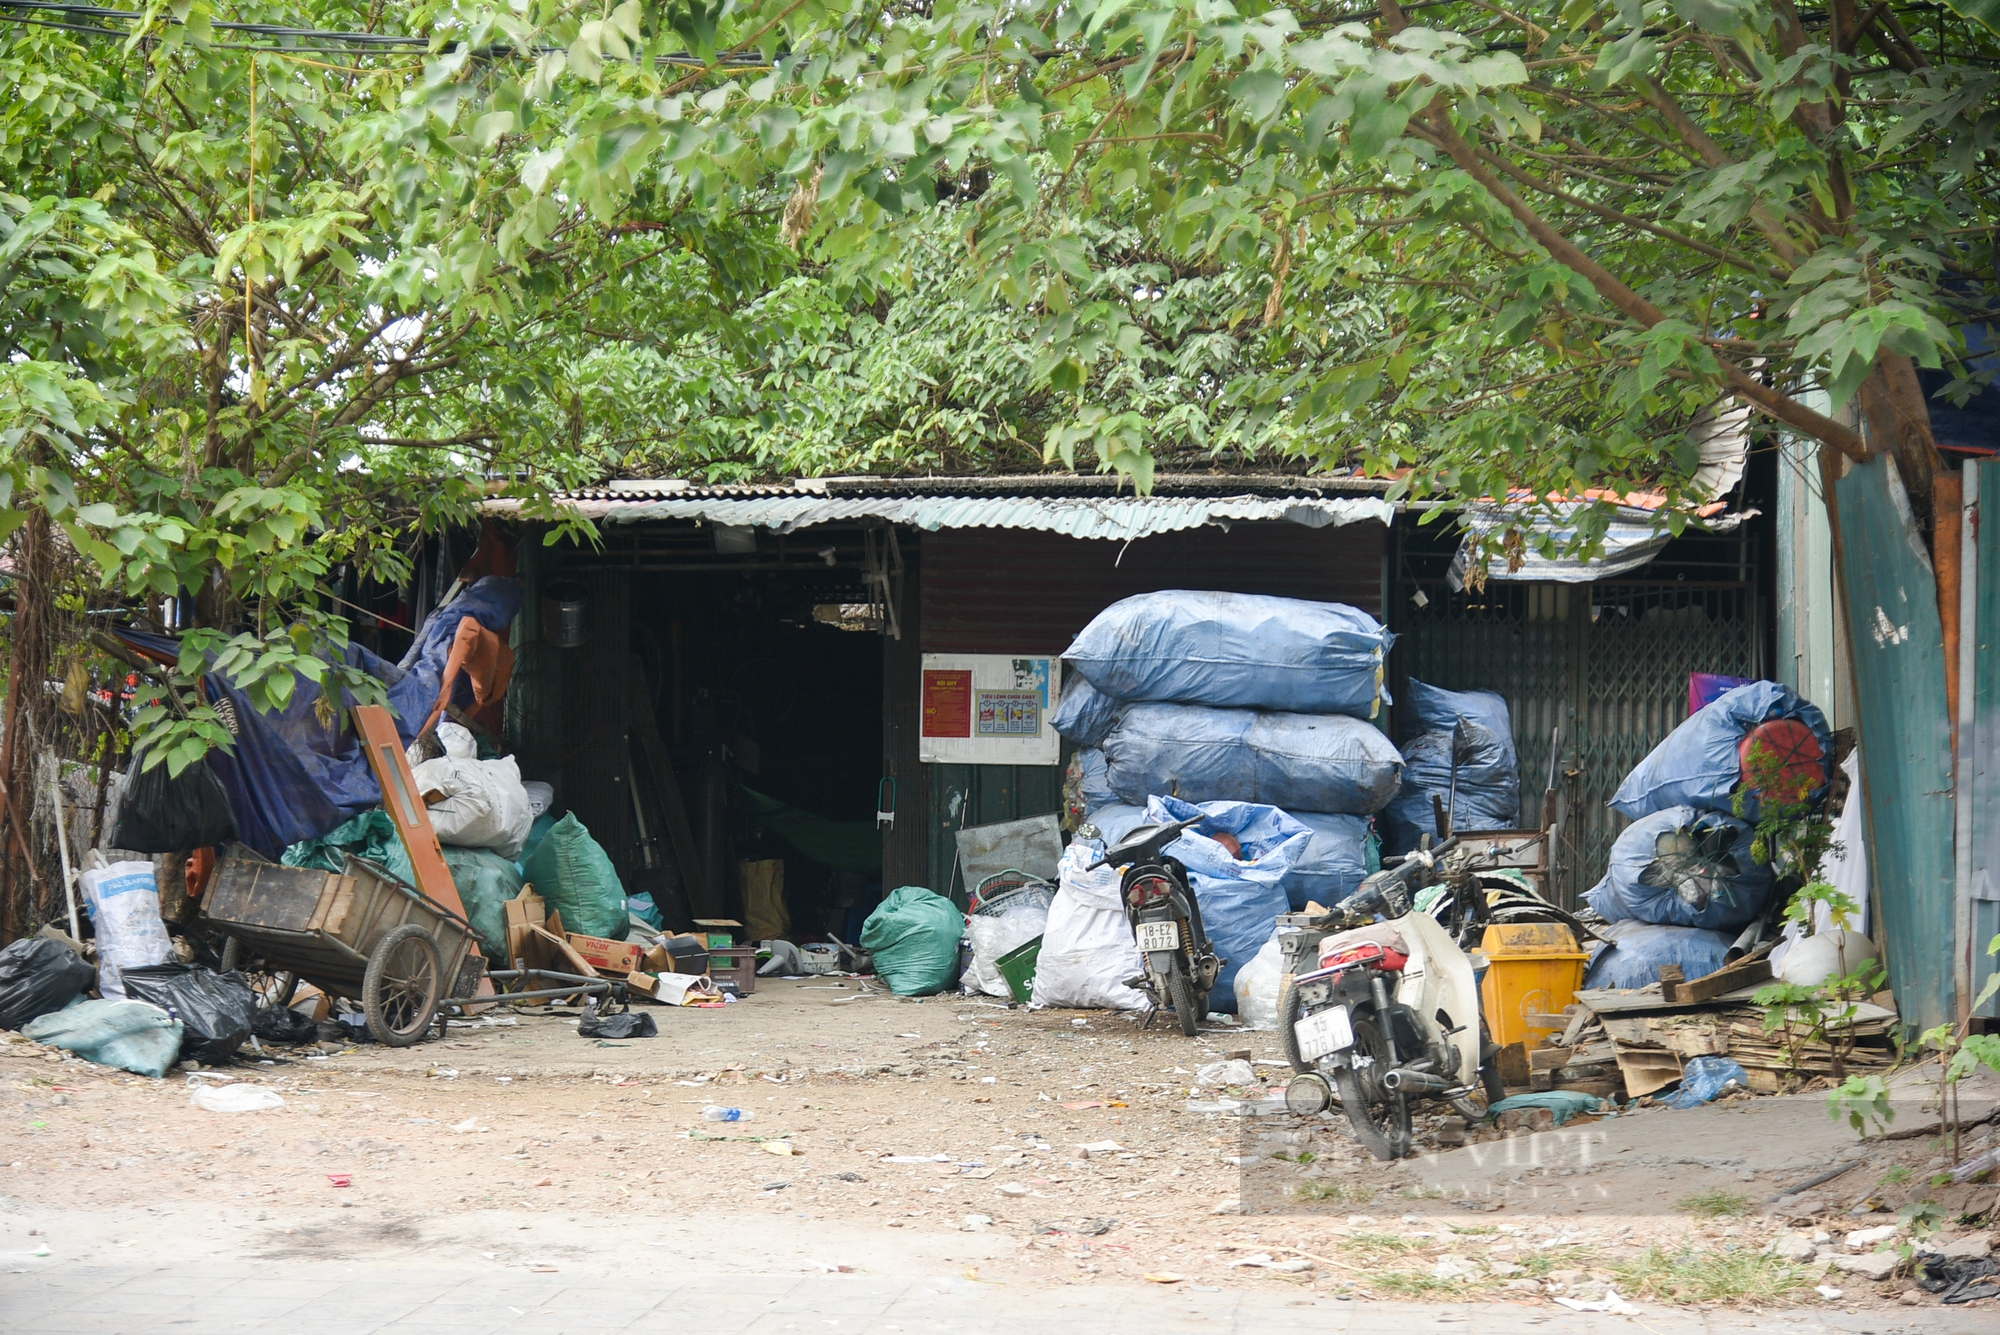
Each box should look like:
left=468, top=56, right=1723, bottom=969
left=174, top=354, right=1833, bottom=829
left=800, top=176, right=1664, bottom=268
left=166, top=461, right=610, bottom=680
left=1083, top=803, right=1149, bottom=848
left=1405, top=679, right=1518, bottom=770
left=1609, top=680, right=1831, bottom=820
left=1581, top=920, right=1734, bottom=990
left=1102, top=704, right=1402, bottom=814
left=1147, top=795, right=1309, bottom=1010
left=1052, top=675, right=1123, bottom=747
left=1586, top=806, right=1774, bottom=931
left=1281, top=812, right=1371, bottom=910
left=1069, top=748, right=1119, bottom=812
left=1381, top=720, right=1521, bottom=854
left=23, top=998, right=184, bottom=1078
left=1065, top=591, right=1394, bottom=717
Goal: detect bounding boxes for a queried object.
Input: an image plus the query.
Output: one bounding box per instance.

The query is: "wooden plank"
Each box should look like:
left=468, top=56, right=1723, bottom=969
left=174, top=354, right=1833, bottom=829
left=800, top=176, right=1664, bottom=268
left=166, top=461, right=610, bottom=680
left=627, top=658, right=719, bottom=918
left=1667, top=957, right=1773, bottom=1005
left=352, top=704, right=472, bottom=929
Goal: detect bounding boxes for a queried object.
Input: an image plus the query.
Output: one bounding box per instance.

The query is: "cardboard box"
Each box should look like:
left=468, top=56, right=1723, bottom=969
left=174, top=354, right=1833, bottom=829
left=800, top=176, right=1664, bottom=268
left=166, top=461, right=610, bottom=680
left=650, top=934, right=709, bottom=975
left=693, top=918, right=744, bottom=950
left=566, top=932, right=646, bottom=976
left=625, top=970, right=660, bottom=999
left=505, top=890, right=547, bottom=964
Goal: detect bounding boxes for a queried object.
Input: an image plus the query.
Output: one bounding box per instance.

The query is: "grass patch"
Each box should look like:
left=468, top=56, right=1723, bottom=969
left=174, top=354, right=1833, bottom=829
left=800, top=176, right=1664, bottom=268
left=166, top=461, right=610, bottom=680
left=1446, top=1223, right=1500, bottom=1236
left=1339, top=1231, right=1430, bottom=1258
left=1612, top=1247, right=1812, bottom=1305
left=1515, top=1247, right=1595, bottom=1278
left=1293, top=1179, right=1377, bottom=1207
left=1369, top=1271, right=1470, bottom=1297
left=1673, top=1188, right=1754, bottom=1218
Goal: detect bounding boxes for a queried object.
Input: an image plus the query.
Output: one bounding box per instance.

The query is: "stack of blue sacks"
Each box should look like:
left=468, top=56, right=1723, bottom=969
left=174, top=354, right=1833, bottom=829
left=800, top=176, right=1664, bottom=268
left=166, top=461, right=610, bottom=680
left=1582, top=681, right=1832, bottom=989
left=1052, top=591, right=1401, bottom=1008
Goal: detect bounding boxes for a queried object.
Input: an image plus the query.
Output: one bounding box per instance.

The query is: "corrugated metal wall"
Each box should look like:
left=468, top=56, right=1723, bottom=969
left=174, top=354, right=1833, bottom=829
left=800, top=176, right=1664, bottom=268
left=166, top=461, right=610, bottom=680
left=1835, top=456, right=1955, bottom=1036
left=917, top=521, right=1389, bottom=893
left=921, top=523, right=1386, bottom=652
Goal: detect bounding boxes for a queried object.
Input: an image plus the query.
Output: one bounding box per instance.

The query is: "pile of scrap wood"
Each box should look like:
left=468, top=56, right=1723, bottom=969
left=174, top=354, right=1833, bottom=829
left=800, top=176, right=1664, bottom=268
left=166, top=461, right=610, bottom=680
left=1577, top=954, right=1898, bottom=1095
left=502, top=889, right=718, bottom=1003
left=1520, top=1005, right=1622, bottom=1096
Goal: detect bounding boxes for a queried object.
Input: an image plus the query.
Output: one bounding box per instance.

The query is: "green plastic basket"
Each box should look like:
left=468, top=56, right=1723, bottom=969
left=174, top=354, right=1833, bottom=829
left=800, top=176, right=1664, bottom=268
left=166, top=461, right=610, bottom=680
left=994, top=935, right=1043, bottom=1005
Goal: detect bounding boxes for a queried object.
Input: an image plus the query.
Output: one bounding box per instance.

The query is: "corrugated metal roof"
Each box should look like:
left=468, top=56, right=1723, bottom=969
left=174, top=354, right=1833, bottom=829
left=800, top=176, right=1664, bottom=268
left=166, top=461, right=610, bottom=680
left=486, top=489, right=1393, bottom=537
left=546, top=472, right=1392, bottom=503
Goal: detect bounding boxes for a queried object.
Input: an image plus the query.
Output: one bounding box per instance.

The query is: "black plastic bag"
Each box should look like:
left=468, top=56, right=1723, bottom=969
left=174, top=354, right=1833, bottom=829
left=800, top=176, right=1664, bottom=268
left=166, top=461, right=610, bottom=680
left=0, top=938, right=96, bottom=1031
left=252, top=1004, right=321, bottom=1046
left=119, top=963, right=256, bottom=1063
left=1916, top=1255, right=2000, bottom=1304
left=109, top=754, right=238, bottom=854
left=578, top=1009, right=657, bottom=1039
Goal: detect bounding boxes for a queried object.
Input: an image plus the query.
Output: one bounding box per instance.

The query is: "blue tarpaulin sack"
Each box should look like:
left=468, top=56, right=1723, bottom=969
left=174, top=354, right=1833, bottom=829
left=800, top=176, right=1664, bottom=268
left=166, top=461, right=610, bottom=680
left=1405, top=679, right=1518, bottom=772
left=1070, top=748, right=1120, bottom=812
left=1145, top=795, right=1309, bottom=1010
left=1585, top=805, right=1775, bottom=931
left=1280, top=812, right=1371, bottom=910
left=1581, top=920, right=1735, bottom=990
left=1102, top=704, right=1402, bottom=815
left=1609, top=680, right=1831, bottom=821
left=1083, top=803, right=1148, bottom=848
left=1051, top=675, right=1123, bottom=747
left=114, top=578, right=524, bottom=858
left=1065, top=591, right=1394, bottom=717
left=1381, top=719, right=1521, bottom=855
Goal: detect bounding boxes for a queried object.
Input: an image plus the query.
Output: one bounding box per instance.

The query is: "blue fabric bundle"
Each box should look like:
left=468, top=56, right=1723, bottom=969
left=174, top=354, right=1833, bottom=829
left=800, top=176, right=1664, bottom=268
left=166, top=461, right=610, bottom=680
left=1585, top=805, right=1775, bottom=931
left=1145, top=795, right=1310, bottom=1011
left=1609, top=680, right=1831, bottom=821
left=1101, top=704, right=1402, bottom=815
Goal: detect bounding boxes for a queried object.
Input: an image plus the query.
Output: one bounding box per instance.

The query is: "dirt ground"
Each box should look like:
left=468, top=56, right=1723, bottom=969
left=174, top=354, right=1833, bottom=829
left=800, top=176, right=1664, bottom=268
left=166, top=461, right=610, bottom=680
left=2, top=978, right=1995, bottom=1317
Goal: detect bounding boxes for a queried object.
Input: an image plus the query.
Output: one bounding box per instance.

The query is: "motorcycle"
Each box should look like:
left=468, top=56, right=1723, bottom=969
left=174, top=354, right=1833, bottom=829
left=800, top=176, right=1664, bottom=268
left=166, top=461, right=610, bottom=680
left=1279, top=836, right=1505, bottom=1159
left=1086, top=815, right=1222, bottom=1037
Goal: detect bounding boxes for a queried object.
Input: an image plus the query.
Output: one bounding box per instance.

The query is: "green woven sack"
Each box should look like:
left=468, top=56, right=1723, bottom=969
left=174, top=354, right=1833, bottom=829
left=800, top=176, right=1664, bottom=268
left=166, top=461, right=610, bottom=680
left=860, top=886, right=963, bottom=996
left=521, top=813, right=628, bottom=940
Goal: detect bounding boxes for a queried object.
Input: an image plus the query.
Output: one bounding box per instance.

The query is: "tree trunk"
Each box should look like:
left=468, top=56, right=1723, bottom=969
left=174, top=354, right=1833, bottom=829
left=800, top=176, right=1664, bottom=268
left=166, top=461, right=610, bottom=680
left=1857, top=350, right=1946, bottom=532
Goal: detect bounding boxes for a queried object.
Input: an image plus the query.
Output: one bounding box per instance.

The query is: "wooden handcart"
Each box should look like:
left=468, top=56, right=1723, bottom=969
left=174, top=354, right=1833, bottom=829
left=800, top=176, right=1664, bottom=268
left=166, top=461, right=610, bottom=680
left=203, top=850, right=485, bottom=1046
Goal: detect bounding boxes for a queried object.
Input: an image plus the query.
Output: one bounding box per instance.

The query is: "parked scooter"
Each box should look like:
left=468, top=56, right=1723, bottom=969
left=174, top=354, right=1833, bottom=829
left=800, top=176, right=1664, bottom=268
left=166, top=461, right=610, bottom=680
left=1085, top=815, right=1221, bottom=1037
left=1280, top=836, right=1505, bottom=1159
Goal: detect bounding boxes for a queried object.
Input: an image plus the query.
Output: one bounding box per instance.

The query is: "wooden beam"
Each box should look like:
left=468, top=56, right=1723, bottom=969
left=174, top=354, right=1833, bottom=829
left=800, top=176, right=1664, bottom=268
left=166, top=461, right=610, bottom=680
left=352, top=703, right=471, bottom=928
left=627, top=659, right=720, bottom=918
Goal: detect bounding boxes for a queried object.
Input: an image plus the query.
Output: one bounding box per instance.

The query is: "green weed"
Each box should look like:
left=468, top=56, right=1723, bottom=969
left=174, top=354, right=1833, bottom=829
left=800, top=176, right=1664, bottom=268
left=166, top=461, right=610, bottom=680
left=1673, top=1188, right=1754, bottom=1218
left=1292, top=1179, right=1376, bottom=1207
left=1612, top=1247, right=1811, bottom=1305
left=1369, top=1271, right=1469, bottom=1297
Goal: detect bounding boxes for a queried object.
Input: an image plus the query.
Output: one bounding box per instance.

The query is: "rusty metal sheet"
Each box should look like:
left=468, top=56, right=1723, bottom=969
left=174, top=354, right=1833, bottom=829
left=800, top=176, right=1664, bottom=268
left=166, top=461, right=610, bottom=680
left=1836, top=456, right=1956, bottom=1035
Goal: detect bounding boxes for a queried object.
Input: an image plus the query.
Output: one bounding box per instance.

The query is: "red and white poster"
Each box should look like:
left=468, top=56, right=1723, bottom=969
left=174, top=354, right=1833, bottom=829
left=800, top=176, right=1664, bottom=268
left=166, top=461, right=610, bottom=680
left=919, top=654, right=1060, bottom=765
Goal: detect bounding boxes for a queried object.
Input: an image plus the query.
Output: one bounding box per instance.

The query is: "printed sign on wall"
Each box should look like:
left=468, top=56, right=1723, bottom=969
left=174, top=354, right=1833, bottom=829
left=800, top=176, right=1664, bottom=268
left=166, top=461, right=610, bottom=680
left=920, top=655, right=1061, bottom=765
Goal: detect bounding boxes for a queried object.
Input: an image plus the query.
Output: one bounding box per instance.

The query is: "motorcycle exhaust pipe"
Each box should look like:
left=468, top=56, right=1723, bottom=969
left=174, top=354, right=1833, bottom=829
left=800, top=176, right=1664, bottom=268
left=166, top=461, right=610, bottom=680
left=1381, top=1067, right=1452, bottom=1095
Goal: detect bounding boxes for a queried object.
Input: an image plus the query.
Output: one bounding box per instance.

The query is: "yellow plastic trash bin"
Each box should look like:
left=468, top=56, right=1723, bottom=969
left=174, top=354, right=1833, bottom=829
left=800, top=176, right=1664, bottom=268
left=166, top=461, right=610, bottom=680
left=1479, top=922, right=1590, bottom=1048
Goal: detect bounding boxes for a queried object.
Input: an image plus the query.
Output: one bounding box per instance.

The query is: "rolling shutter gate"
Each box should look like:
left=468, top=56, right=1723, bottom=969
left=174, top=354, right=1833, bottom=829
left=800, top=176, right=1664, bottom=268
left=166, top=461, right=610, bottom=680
left=918, top=523, right=1388, bottom=896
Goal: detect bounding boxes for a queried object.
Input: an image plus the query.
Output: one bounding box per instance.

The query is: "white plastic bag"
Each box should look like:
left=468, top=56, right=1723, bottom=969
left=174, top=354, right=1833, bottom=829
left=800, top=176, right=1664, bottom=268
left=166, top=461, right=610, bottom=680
left=190, top=1082, right=284, bottom=1112
left=963, top=890, right=1054, bottom=998
left=1033, top=844, right=1149, bottom=1011
left=1233, top=935, right=1284, bottom=1031
left=412, top=755, right=534, bottom=859
left=77, top=860, right=173, bottom=998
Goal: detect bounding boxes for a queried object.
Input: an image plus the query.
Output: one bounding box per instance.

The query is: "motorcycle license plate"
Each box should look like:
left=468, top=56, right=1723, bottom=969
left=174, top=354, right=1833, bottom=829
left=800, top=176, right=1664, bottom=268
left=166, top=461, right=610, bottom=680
left=1294, top=1005, right=1355, bottom=1062
left=1136, top=921, right=1181, bottom=952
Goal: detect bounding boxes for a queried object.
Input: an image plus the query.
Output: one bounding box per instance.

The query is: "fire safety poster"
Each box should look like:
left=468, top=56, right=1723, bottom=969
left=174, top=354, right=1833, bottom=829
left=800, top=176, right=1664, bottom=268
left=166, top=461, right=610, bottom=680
left=920, top=654, right=1061, bottom=765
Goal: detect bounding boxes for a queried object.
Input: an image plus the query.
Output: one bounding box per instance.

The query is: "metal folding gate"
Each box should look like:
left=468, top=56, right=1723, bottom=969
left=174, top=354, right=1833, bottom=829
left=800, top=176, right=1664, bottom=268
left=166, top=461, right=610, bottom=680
left=1394, top=579, right=1762, bottom=905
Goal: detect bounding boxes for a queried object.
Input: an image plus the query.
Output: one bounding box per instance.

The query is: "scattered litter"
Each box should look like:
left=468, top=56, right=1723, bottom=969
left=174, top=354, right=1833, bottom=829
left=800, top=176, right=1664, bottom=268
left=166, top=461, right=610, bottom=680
left=425, top=1066, right=458, bottom=1079
left=1816, top=1286, right=1843, bottom=1300
left=764, top=1141, right=797, bottom=1157
left=762, top=1181, right=789, bottom=1191
left=806, top=1259, right=854, bottom=1272
left=30, top=1243, right=51, bottom=1258
left=1071, top=1019, right=1090, bottom=1028
left=997, top=1183, right=1030, bottom=1197
left=451, top=1117, right=487, bottom=1134
left=1144, top=1272, right=1184, bottom=1284
left=1194, top=1060, right=1255, bottom=1088
left=1228, top=1253, right=1313, bottom=1273
left=883, top=1154, right=952, bottom=1164
left=529, top=1265, right=558, bottom=1273
left=960, top=1215, right=994, bottom=1232
left=326, top=1174, right=351, bottom=1188
left=701, top=1106, right=755, bottom=1122
left=190, top=1084, right=284, bottom=1113
left=1075, top=1140, right=1123, bottom=1155
left=1552, top=1287, right=1640, bottom=1315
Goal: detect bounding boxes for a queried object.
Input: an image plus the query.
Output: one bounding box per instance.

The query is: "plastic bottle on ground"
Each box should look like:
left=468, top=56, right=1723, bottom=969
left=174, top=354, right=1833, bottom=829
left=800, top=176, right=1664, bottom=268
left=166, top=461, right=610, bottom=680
left=701, top=1106, right=754, bottom=1122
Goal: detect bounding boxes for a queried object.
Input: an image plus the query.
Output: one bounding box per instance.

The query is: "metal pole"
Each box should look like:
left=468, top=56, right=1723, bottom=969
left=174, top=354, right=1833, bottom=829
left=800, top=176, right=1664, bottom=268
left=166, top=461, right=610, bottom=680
left=48, top=769, right=80, bottom=941
left=1953, top=464, right=1980, bottom=1025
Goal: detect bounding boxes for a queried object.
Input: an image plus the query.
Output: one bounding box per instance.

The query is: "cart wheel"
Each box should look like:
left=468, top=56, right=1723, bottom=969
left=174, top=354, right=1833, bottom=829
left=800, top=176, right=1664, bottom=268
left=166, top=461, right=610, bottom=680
left=220, top=937, right=300, bottom=1012
left=362, top=924, right=444, bottom=1048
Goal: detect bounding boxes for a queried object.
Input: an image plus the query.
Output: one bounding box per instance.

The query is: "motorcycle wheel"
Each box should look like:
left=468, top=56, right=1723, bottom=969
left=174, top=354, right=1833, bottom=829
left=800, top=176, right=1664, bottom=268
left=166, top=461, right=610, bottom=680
left=1335, top=1008, right=1412, bottom=1161
left=1449, top=1020, right=1508, bottom=1122
left=1279, top=979, right=1308, bottom=1073
left=1167, top=968, right=1200, bottom=1037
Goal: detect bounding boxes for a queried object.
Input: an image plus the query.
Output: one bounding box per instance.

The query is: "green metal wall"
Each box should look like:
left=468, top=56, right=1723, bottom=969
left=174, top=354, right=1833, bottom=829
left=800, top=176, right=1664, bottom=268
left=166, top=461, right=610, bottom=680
left=1836, top=456, right=1955, bottom=1036
left=1964, top=458, right=2000, bottom=1020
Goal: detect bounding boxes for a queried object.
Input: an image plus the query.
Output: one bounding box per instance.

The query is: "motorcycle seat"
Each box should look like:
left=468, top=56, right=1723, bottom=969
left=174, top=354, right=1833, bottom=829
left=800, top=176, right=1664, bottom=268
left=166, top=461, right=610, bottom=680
left=1318, top=922, right=1410, bottom=972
